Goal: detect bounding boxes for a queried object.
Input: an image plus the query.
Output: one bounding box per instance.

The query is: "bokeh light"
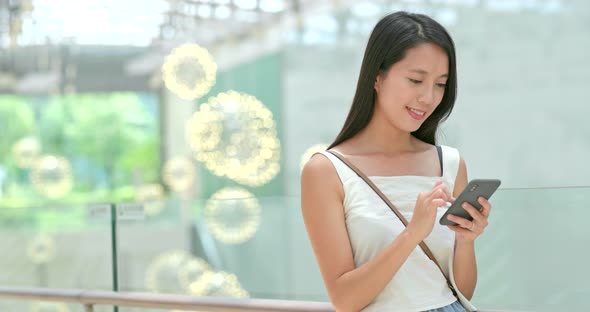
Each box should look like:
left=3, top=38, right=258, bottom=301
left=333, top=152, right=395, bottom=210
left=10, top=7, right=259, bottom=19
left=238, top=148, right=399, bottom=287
left=27, top=234, right=56, bottom=265
left=162, top=43, right=217, bottom=100
left=135, top=183, right=165, bottom=217
left=178, top=257, right=211, bottom=291
left=30, top=155, right=74, bottom=199
left=11, top=136, right=41, bottom=168
left=145, top=250, right=209, bottom=293
left=188, top=270, right=249, bottom=298
left=186, top=90, right=281, bottom=187
left=204, top=187, right=261, bottom=244
left=162, top=156, right=196, bottom=193
left=145, top=249, right=248, bottom=300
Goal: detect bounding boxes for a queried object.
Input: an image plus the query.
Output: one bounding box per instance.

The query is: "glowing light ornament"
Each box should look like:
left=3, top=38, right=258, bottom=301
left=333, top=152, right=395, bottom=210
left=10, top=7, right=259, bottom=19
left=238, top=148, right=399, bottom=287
left=204, top=187, right=261, bottom=244
left=12, top=136, right=41, bottom=168
left=188, top=270, right=249, bottom=298
left=186, top=91, right=281, bottom=187
left=27, top=234, right=56, bottom=264
left=135, top=183, right=165, bottom=217
left=30, top=155, right=73, bottom=199
left=177, top=257, right=210, bottom=290
left=145, top=250, right=210, bottom=293
left=299, top=143, right=329, bottom=171
left=162, top=156, right=196, bottom=193
left=162, top=43, right=217, bottom=100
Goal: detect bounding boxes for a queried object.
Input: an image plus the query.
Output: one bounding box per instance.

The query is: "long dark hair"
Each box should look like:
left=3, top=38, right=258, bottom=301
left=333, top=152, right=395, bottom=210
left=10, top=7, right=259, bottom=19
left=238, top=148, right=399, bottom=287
left=328, top=11, right=457, bottom=149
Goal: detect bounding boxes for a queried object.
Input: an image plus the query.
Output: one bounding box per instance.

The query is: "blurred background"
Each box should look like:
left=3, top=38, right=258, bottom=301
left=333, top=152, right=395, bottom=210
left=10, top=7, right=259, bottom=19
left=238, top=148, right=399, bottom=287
left=0, top=0, right=588, bottom=311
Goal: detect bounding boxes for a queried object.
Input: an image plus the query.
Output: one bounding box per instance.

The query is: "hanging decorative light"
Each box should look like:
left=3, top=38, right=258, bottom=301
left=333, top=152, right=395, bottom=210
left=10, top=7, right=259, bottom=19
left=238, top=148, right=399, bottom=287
left=27, top=234, right=56, bottom=265
left=203, top=187, right=261, bottom=244
left=30, top=155, right=73, bottom=199
left=135, top=183, right=165, bottom=217
left=185, top=91, right=281, bottom=187
left=162, top=156, right=196, bottom=193
left=145, top=250, right=209, bottom=293
left=188, top=270, right=249, bottom=298
left=12, top=136, right=41, bottom=169
left=161, top=43, right=217, bottom=100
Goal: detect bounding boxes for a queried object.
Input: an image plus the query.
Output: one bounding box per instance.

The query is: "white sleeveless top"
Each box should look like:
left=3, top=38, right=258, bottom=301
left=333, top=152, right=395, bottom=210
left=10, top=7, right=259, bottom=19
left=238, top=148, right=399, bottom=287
left=320, top=145, right=477, bottom=312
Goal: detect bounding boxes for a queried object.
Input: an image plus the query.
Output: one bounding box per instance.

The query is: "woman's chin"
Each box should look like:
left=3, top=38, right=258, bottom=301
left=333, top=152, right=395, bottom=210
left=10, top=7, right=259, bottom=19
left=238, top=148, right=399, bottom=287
left=405, top=123, right=423, bottom=133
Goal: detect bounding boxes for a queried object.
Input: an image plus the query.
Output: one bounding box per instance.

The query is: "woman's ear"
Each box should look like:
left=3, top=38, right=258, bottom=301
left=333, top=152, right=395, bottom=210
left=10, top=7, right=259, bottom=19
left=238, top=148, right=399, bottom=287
left=374, top=74, right=382, bottom=93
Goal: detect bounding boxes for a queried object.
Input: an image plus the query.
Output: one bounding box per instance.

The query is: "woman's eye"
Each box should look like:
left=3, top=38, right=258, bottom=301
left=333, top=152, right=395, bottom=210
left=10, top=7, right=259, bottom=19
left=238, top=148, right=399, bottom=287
left=409, top=79, right=422, bottom=84
left=437, top=83, right=447, bottom=88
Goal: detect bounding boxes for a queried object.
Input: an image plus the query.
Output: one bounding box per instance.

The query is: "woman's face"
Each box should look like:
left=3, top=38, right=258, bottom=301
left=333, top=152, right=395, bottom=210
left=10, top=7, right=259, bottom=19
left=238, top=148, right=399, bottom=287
left=374, top=42, right=449, bottom=133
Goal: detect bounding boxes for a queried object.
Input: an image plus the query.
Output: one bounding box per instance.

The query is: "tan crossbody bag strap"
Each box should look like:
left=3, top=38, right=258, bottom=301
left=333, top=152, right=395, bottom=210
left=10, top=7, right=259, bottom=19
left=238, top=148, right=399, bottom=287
left=326, top=150, right=458, bottom=298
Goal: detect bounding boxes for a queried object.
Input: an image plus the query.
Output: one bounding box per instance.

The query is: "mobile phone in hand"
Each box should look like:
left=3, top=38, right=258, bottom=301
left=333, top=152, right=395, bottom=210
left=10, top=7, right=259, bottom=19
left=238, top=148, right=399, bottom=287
left=439, top=179, right=501, bottom=226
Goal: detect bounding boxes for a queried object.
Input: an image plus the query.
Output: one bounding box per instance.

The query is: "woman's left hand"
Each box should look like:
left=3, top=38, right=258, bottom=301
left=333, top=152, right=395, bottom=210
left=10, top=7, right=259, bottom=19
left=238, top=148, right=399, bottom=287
left=446, top=197, right=491, bottom=242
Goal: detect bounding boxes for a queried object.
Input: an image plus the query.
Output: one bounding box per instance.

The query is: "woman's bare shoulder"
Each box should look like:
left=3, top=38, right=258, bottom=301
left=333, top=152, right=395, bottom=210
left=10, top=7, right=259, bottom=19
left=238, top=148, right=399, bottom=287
left=301, top=152, right=344, bottom=200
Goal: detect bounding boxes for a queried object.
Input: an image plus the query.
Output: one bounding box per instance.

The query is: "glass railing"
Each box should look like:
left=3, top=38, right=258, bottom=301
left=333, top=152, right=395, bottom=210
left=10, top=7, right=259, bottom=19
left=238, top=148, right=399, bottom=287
left=0, top=203, right=113, bottom=312
left=473, top=186, right=590, bottom=311
left=1, top=186, right=588, bottom=311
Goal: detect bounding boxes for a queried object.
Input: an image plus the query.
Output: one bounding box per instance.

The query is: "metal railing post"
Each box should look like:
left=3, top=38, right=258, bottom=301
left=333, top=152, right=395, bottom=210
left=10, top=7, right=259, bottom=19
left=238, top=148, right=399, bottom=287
left=110, top=203, right=119, bottom=312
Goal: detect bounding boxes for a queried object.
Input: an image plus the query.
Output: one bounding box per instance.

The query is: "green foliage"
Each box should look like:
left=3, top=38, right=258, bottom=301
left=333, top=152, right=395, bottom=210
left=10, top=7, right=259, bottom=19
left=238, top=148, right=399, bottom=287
left=39, top=92, right=159, bottom=187
left=0, top=95, right=35, bottom=162
left=0, top=92, right=161, bottom=229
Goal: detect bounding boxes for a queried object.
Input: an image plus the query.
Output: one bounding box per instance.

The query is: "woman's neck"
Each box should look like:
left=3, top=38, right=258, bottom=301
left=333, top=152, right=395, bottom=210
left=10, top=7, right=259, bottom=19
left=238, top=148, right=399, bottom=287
left=347, top=115, right=419, bottom=156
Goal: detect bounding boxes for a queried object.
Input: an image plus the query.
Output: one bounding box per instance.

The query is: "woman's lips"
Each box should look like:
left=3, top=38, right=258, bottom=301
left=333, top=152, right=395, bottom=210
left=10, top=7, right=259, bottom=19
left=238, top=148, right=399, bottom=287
left=406, top=106, right=426, bottom=121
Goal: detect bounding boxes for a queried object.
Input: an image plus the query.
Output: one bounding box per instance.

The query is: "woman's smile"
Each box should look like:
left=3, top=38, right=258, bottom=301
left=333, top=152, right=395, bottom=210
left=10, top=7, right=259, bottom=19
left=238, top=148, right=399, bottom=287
left=406, top=106, right=427, bottom=120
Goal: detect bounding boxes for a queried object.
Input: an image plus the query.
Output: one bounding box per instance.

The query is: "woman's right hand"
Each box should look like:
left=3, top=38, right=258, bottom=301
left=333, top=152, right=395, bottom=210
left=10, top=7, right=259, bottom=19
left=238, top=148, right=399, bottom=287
left=406, top=180, right=454, bottom=243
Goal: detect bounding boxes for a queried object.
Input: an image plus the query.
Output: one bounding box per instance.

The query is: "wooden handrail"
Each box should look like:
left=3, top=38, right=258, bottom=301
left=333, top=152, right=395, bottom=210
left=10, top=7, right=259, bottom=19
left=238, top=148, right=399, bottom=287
left=0, top=286, right=334, bottom=312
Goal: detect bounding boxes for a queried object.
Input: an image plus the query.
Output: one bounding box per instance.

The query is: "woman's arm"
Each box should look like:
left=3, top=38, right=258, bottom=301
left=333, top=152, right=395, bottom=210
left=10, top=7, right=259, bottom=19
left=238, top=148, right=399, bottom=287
left=301, top=154, right=450, bottom=312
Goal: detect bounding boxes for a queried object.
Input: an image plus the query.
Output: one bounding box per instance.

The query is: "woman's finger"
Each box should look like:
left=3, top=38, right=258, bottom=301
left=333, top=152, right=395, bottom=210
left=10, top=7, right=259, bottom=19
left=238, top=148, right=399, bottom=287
left=425, top=189, right=451, bottom=209
left=430, top=184, right=452, bottom=203
left=447, top=225, right=475, bottom=237
left=431, top=180, right=449, bottom=193
left=446, top=214, right=473, bottom=229
left=462, top=202, right=487, bottom=225
left=478, top=197, right=492, bottom=218
left=430, top=198, right=446, bottom=210
left=433, top=179, right=443, bottom=187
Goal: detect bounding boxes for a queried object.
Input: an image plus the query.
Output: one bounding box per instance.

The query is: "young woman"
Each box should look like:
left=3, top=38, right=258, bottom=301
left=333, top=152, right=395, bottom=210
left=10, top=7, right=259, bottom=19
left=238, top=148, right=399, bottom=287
left=301, top=11, right=492, bottom=312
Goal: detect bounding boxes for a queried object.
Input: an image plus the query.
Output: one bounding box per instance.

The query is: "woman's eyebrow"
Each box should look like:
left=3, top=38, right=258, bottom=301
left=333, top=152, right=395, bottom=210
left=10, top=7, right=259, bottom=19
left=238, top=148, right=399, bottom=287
left=409, top=69, right=448, bottom=78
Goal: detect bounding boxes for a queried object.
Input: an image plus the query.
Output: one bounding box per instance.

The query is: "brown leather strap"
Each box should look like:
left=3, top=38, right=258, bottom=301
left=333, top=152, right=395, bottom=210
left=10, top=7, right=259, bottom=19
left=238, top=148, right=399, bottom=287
left=325, top=150, right=458, bottom=298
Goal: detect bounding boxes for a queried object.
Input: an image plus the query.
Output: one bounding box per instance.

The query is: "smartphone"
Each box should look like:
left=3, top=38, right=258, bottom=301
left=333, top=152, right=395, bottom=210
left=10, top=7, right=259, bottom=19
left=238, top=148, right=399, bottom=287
left=439, top=179, right=501, bottom=226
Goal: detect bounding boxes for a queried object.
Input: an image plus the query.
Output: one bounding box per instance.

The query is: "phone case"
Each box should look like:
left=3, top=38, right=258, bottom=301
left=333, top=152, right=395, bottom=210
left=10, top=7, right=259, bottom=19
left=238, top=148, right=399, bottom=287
left=439, top=179, right=501, bottom=226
